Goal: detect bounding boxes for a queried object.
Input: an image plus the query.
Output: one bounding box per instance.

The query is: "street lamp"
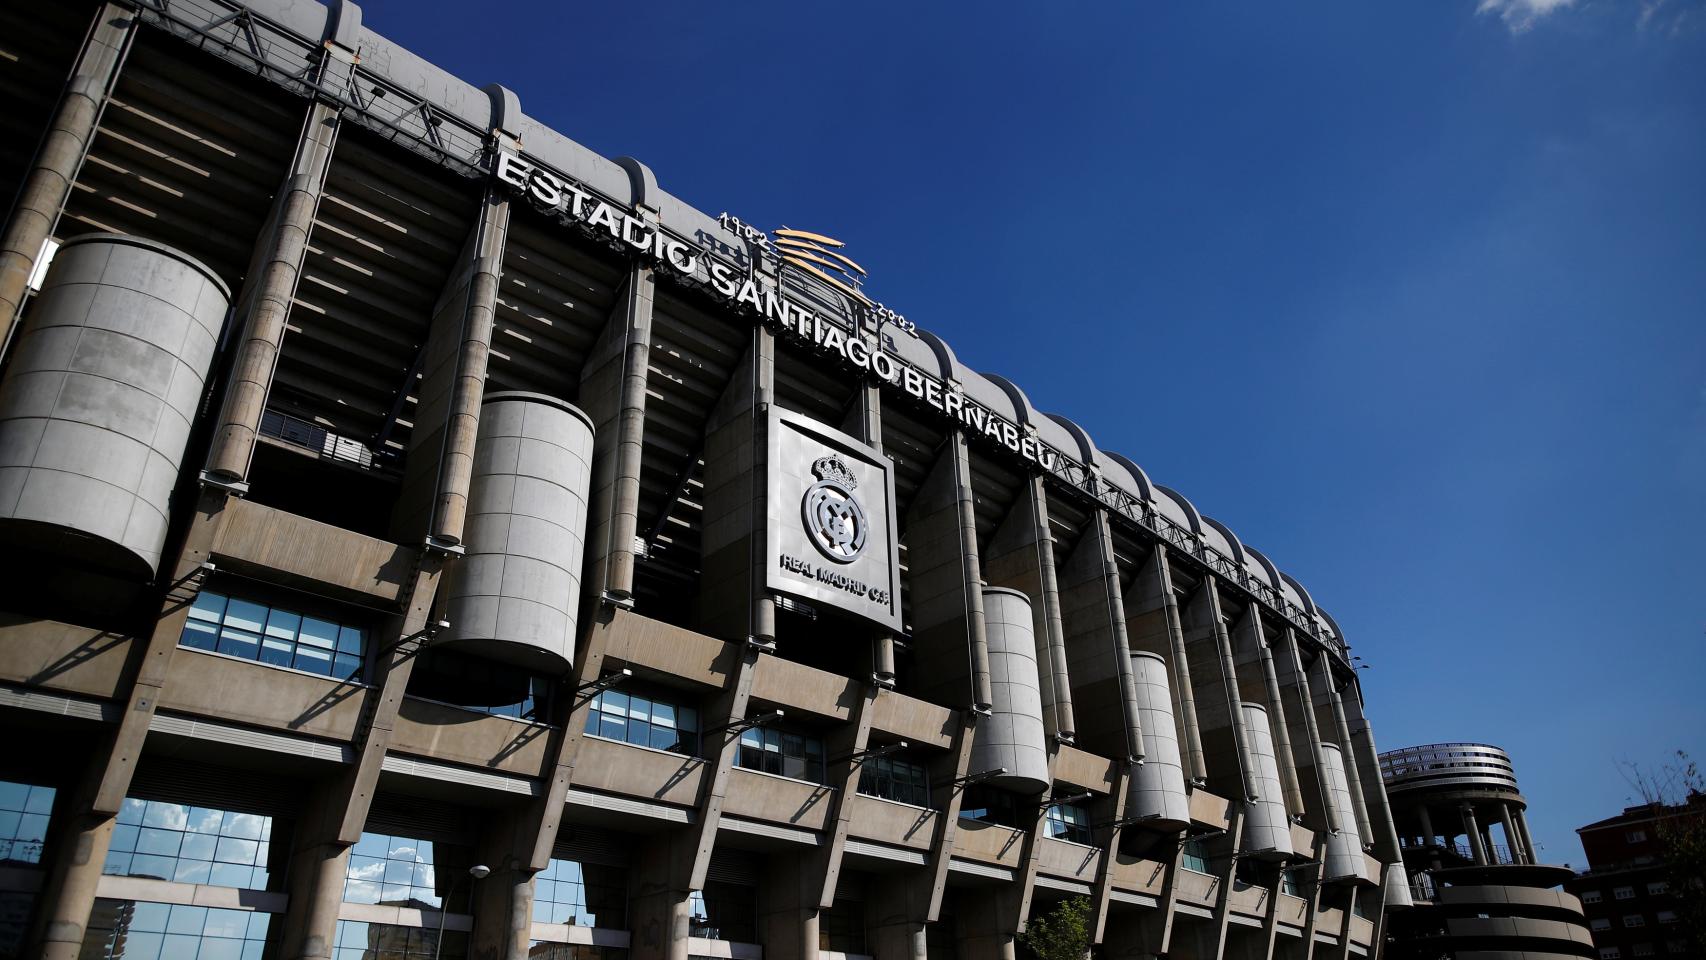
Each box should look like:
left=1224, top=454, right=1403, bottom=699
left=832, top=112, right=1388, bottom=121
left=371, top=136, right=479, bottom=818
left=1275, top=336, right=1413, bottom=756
left=434, top=864, right=490, bottom=960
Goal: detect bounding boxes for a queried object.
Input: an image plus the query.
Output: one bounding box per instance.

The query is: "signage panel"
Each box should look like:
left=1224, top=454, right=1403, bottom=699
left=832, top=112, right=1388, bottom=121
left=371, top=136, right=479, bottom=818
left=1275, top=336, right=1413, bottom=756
left=765, top=408, right=902, bottom=632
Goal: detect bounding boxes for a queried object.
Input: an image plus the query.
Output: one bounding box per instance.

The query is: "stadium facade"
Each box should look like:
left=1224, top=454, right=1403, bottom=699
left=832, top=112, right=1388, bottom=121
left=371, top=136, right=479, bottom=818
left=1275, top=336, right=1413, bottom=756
left=0, top=2, right=1413, bottom=958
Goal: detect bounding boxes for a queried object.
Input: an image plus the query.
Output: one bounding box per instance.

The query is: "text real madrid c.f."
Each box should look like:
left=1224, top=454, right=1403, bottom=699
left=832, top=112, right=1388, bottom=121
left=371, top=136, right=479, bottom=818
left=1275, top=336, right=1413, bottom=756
left=493, top=150, right=1057, bottom=472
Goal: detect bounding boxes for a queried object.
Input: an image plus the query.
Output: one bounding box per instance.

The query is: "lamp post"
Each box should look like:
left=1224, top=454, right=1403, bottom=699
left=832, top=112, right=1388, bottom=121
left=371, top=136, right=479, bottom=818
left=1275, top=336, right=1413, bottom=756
left=434, top=863, right=490, bottom=960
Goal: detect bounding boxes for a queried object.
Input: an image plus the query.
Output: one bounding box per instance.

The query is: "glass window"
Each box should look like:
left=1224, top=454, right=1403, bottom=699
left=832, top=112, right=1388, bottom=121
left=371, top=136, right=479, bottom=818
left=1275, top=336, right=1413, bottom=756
left=104, top=799, right=271, bottom=891
left=1647, top=881, right=1669, bottom=896
left=335, top=919, right=465, bottom=960
left=1657, top=910, right=1678, bottom=924
left=1582, top=890, right=1603, bottom=903
left=0, top=780, right=54, bottom=865
left=1617, top=886, right=1637, bottom=900
left=1593, top=919, right=1614, bottom=931
left=526, top=945, right=629, bottom=960
left=857, top=755, right=931, bottom=808
left=1044, top=802, right=1094, bottom=845
left=343, top=833, right=440, bottom=907
left=689, top=882, right=757, bottom=944
left=1602, top=949, right=1622, bottom=960
left=474, top=675, right=552, bottom=722
left=1180, top=840, right=1210, bottom=874
left=83, top=898, right=271, bottom=960
left=180, top=591, right=365, bottom=681
left=585, top=689, right=698, bottom=757
left=1626, top=829, right=1648, bottom=843
left=532, top=858, right=627, bottom=928
left=1626, top=915, right=1647, bottom=928
left=1634, top=944, right=1656, bottom=957
left=732, top=727, right=824, bottom=783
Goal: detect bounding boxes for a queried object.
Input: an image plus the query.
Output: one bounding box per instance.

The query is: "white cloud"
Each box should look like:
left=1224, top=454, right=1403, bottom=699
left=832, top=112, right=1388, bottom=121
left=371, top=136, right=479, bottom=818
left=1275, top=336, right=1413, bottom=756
left=1477, top=0, right=1578, bottom=32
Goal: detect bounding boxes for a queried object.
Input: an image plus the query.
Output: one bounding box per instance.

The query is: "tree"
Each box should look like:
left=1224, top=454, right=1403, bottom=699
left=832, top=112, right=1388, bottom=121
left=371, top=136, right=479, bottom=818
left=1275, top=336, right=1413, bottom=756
left=1622, top=751, right=1706, bottom=953
left=1019, top=895, right=1092, bottom=960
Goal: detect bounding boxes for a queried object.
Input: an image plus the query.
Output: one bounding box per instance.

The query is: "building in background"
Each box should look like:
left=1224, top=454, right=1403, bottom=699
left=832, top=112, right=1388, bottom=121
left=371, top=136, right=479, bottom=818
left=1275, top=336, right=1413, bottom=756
left=1380, top=743, right=1594, bottom=960
left=1565, top=796, right=1706, bottom=960
left=0, top=1, right=1412, bottom=958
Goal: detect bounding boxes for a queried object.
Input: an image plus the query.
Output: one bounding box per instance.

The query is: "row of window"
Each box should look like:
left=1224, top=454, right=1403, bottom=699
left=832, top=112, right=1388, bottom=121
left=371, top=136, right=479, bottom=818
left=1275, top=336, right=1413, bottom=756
left=1601, top=942, right=1691, bottom=959
left=1583, top=881, right=1673, bottom=903
left=182, top=591, right=365, bottom=681
left=1592, top=912, right=1681, bottom=930
left=105, top=799, right=272, bottom=892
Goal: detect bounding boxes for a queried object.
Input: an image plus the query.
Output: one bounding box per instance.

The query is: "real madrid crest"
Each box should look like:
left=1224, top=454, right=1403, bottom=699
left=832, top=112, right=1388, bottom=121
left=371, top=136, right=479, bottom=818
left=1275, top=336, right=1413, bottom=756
left=802, top=455, right=868, bottom=564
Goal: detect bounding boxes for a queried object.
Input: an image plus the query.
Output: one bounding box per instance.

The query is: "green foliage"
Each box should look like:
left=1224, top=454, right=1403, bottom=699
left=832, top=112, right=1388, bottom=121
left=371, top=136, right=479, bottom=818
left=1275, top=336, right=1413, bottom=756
left=1019, top=895, right=1091, bottom=960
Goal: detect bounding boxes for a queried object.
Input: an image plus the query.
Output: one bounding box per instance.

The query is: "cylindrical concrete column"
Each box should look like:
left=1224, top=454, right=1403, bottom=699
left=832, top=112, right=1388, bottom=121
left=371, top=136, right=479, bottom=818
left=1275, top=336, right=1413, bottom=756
left=1128, top=651, right=1191, bottom=830
left=1156, top=548, right=1207, bottom=783
left=30, top=810, right=117, bottom=960
left=1514, top=806, right=1537, bottom=865
left=1320, top=743, right=1365, bottom=881
left=438, top=393, right=595, bottom=672
left=0, top=4, right=134, bottom=359
left=1460, top=804, right=1488, bottom=865
left=1240, top=703, right=1294, bottom=860
left=1320, top=666, right=1373, bottom=845
left=968, top=587, right=1049, bottom=794
left=1381, top=861, right=1414, bottom=910
left=279, top=838, right=353, bottom=960
left=0, top=234, right=228, bottom=577
left=1498, top=804, right=1522, bottom=865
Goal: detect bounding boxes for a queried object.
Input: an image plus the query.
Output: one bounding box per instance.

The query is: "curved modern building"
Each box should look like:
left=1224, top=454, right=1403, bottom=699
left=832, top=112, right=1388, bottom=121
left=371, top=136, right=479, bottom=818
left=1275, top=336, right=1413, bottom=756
left=0, top=2, right=1410, bottom=959
left=1381, top=743, right=1594, bottom=960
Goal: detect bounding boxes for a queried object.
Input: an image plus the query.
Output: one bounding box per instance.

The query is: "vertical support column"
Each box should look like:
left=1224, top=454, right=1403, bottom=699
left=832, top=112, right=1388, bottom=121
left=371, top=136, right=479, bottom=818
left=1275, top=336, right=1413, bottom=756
left=843, top=383, right=896, bottom=685
left=1087, top=764, right=1131, bottom=947
left=696, top=327, right=776, bottom=645
left=879, top=710, right=974, bottom=955
left=1514, top=807, right=1537, bottom=865
left=396, top=185, right=513, bottom=547
left=1124, top=543, right=1206, bottom=783
left=1057, top=511, right=1144, bottom=762
left=1342, top=690, right=1403, bottom=869
left=1460, top=804, right=1487, bottom=865
left=981, top=473, right=1075, bottom=742
left=204, top=99, right=341, bottom=483
left=0, top=2, right=134, bottom=356
left=1278, top=628, right=1337, bottom=835
left=28, top=490, right=231, bottom=959
left=1313, top=657, right=1372, bottom=843
left=1416, top=804, right=1435, bottom=849
left=278, top=785, right=358, bottom=960
left=1252, top=624, right=1305, bottom=818
left=811, top=686, right=876, bottom=911
left=578, top=260, right=657, bottom=603
left=1497, top=804, right=1521, bottom=865
left=1181, top=580, right=1255, bottom=800
left=904, top=432, right=992, bottom=711
left=1203, top=808, right=1247, bottom=960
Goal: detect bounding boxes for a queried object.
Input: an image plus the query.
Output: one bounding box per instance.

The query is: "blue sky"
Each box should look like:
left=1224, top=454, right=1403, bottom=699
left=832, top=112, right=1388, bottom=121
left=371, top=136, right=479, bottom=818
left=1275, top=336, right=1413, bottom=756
left=360, top=0, right=1706, bottom=866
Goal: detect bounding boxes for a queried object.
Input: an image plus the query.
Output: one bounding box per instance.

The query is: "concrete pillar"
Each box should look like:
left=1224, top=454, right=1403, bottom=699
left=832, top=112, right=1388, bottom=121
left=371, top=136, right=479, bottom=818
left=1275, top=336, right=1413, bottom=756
left=630, top=833, right=694, bottom=960
left=1497, top=804, right=1521, bottom=865
left=469, top=861, right=534, bottom=960
left=757, top=852, right=820, bottom=960
left=277, top=788, right=357, bottom=960
left=1250, top=627, right=1305, bottom=818
left=29, top=801, right=117, bottom=960
left=1460, top=804, right=1487, bottom=865
left=1124, top=542, right=1207, bottom=782
left=0, top=2, right=134, bottom=358
left=903, top=432, right=992, bottom=711
left=809, top=688, right=875, bottom=910
left=578, top=261, right=656, bottom=603
left=1416, top=804, right=1435, bottom=849
left=695, top=327, right=775, bottom=645
left=981, top=473, right=1076, bottom=742
left=1514, top=807, right=1537, bottom=865
left=204, top=99, right=341, bottom=483
left=1314, top=658, right=1372, bottom=843
left=1277, top=629, right=1337, bottom=835
left=394, top=186, right=512, bottom=547
left=1342, top=693, right=1402, bottom=864
left=1057, top=510, right=1144, bottom=762
left=843, top=382, right=897, bottom=686
left=1181, top=580, right=1256, bottom=801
